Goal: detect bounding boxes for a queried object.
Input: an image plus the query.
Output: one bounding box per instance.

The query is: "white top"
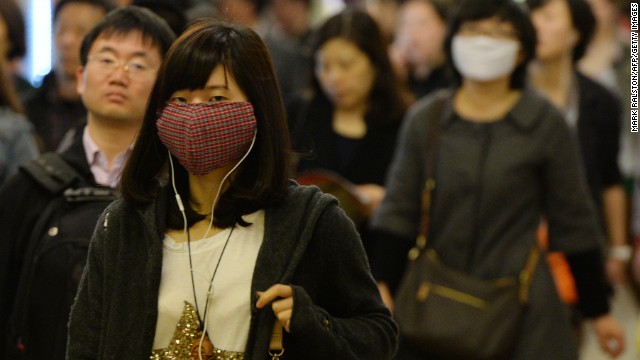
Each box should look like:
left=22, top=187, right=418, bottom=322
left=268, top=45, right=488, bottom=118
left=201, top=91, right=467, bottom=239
left=152, top=210, right=265, bottom=352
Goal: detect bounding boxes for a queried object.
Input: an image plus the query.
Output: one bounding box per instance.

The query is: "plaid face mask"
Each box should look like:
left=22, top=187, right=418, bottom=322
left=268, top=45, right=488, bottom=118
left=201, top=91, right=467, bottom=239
left=157, top=102, right=257, bottom=175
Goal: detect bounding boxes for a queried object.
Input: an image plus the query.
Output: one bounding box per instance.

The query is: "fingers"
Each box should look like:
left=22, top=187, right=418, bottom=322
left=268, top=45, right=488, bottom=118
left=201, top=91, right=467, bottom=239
left=255, top=284, right=292, bottom=308
left=256, top=284, right=294, bottom=332
left=275, top=309, right=293, bottom=332
left=601, top=338, right=624, bottom=358
left=593, top=316, right=625, bottom=358
left=601, top=332, right=625, bottom=358
left=377, top=282, right=395, bottom=312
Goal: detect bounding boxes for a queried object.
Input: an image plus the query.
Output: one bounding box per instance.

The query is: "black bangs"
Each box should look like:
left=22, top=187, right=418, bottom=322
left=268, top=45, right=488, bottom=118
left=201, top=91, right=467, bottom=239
left=156, top=23, right=236, bottom=102
left=455, top=0, right=526, bottom=24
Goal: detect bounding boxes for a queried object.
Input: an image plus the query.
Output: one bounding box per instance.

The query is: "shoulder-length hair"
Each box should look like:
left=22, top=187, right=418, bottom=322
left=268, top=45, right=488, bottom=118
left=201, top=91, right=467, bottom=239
left=0, top=61, right=22, bottom=113
left=120, top=20, right=292, bottom=230
left=309, top=9, right=408, bottom=124
left=0, top=0, right=26, bottom=61
left=444, top=0, right=537, bottom=89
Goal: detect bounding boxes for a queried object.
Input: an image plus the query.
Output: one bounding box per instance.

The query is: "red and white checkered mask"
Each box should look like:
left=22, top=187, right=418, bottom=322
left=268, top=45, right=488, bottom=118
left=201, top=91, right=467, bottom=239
left=157, top=102, right=257, bottom=175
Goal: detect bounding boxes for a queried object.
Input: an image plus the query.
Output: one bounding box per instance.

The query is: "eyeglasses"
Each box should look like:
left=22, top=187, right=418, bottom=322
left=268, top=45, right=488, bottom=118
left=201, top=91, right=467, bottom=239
left=87, top=54, right=155, bottom=78
left=458, top=24, right=518, bottom=39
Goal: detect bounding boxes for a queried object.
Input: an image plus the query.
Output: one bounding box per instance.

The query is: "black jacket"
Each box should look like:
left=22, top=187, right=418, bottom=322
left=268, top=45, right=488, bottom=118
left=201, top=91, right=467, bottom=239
left=67, top=183, right=398, bottom=359
left=575, top=72, right=622, bottom=223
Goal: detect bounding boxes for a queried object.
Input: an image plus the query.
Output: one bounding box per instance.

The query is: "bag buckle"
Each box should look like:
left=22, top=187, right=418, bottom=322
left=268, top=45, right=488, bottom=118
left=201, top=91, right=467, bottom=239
left=269, top=349, right=284, bottom=360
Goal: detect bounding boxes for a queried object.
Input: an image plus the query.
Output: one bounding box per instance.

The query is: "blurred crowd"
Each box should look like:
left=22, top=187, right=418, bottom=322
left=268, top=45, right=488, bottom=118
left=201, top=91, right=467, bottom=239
left=0, top=0, right=639, bottom=359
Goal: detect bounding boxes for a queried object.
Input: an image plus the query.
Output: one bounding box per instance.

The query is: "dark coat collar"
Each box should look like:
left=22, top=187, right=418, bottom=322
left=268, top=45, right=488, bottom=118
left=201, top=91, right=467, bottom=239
left=441, top=87, right=548, bottom=132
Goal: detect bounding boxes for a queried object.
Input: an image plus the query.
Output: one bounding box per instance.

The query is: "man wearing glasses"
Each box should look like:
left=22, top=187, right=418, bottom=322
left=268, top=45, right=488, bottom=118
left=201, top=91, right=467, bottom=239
left=0, top=7, right=175, bottom=359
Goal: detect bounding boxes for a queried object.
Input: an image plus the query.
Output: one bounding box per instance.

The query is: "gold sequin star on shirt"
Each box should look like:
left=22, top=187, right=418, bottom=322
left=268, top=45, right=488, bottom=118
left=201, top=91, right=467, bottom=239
left=150, top=301, right=245, bottom=360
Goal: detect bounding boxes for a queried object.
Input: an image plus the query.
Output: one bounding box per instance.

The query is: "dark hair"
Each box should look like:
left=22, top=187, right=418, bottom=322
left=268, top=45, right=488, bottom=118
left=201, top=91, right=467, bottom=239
left=215, top=0, right=269, bottom=15
left=444, top=0, right=537, bottom=89
left=399, top=0, right=459, bottom=21
left=132, top=0, right=188, bottom=36
left=54, top=0, right=115, bottom=23
left=0, top=0, right=26, bottom=60
left=79, top=6, right=176, bottom=67
left=309, top=9, right=408, bottom=125
left=120, top=20, right=292, bottom=230
left=0, top=58, right=22, bottom=112
left=526, top=0, right=596, bottom=62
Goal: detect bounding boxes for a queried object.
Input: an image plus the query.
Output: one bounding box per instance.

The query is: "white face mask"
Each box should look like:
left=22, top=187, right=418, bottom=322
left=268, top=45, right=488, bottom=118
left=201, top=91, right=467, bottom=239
left=452, top=35, right=520, bottom=82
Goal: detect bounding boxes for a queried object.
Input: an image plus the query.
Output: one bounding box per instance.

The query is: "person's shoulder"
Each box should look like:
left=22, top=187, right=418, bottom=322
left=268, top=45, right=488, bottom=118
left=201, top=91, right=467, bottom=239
left=409, top=88, right=453, bottom=116
left=513, top=87, right=566, bottom=126
left=0, top=164, right=53, bottom=209
left=277, top=181, right=338, bottom=215
left=576, top=71, right=620, bottom=105
left=0, top=107, right=33, bottom=135
left=400, top=88, right=453, bottom=132
left=286, top=181, right=332, bottom=203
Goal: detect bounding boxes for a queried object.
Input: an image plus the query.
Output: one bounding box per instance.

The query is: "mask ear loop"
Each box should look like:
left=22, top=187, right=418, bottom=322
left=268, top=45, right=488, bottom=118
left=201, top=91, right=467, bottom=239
left=197, top=128, right=257, bottom=358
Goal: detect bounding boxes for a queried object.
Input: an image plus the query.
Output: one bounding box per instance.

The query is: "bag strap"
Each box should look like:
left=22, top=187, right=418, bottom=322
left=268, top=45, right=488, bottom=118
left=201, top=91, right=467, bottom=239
left=518, top=246, right=540, bottom=304
left=268, top=322, right=284, bottom=359
left=21, top=152, right=82, bottom=194
left=409, top=92, right=448, bottom=261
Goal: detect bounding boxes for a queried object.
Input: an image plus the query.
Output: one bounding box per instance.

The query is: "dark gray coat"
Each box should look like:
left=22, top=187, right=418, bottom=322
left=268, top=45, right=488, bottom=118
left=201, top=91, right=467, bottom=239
left=372, top=89, right=604, bottom=359
left=67, top=183, right=397, bottom=359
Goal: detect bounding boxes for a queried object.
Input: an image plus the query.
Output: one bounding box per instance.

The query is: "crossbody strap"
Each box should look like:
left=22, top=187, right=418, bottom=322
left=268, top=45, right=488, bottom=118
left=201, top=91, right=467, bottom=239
left=409, top=92, right=448, bottom=261
left=519, top=246, right=540, bottom=304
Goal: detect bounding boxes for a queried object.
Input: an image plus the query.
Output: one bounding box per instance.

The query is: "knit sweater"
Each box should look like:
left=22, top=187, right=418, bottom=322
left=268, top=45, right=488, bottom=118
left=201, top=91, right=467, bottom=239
left=67, top=182, right=398, bottom=359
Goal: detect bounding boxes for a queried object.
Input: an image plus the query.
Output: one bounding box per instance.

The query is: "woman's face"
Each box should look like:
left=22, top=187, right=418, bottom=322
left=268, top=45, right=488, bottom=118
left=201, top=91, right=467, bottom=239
left=169, top=64, right=248, bottom=104
left=395, top=0, right=447, bottom=67
left=451, top=17, right=521, bottom=82
left=530, top=0, right=579, bottom=62
left=314, top=38, right=376, bottom=111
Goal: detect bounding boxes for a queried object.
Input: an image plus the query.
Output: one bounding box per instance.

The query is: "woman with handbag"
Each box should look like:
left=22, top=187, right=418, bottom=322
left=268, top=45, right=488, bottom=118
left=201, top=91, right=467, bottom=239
left=370, top=0, right=624, bottom=358
left=67, top=19, right=398, bottom=359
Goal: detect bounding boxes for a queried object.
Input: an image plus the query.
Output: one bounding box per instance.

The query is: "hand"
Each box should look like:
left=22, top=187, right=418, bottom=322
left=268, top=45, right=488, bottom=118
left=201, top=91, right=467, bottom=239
left=256, top=284, right=294, bottom=333
left=388, top=42, right=409, bottom=81
left=605, top=257, right=627, bottom=286
left=355, top=184, right=385, bottom=218
left=377, top=282, right=394, bottom=312
left=592, top=314, right=625, bottom=358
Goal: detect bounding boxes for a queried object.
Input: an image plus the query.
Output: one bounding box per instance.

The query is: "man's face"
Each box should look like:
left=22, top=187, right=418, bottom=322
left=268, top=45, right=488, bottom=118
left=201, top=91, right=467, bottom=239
left=53, top=2, right=106, bottom=79
left=76, top=31, right=162, bottom=127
